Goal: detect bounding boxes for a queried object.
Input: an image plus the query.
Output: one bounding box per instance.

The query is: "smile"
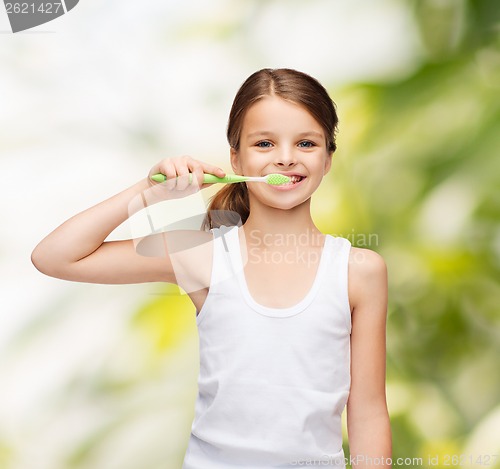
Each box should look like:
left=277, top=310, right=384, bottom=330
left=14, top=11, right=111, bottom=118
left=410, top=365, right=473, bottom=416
left=269, top=175, right=307, bottom=191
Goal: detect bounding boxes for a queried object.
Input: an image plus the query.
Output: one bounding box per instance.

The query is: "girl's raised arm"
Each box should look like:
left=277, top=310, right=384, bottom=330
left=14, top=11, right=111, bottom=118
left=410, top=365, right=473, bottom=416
left=30, top=156, right=225, bottom=285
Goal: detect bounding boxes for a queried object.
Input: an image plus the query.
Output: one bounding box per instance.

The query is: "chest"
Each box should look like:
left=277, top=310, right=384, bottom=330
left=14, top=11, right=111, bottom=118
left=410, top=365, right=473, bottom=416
left=242, top=246, right=324, bottom=309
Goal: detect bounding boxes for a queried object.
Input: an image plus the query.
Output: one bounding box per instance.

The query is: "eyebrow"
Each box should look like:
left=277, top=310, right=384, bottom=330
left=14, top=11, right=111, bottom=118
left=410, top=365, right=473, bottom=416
left=246, top=131, right=324, bottom=139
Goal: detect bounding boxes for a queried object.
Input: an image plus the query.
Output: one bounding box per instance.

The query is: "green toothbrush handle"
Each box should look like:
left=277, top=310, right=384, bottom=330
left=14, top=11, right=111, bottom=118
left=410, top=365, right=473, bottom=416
left=206, top=174, right=247, bottom=183
left=151, top=173, right=246, bottom=184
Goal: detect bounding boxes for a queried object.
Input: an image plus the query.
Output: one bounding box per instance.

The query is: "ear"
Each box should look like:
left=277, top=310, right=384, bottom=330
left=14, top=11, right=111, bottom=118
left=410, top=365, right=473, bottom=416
left=230, top=148, right=241, bottom=174
left=323, top=154, right=332, bottom=176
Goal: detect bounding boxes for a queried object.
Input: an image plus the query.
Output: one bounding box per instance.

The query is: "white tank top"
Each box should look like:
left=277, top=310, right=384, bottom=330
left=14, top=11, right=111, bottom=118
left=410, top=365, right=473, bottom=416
left=182, top=225, right=352, bottom=468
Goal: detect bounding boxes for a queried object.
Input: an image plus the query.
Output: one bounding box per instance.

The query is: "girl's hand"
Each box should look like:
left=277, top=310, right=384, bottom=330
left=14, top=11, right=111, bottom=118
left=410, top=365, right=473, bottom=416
left=148, top=155, right=226, bottom=195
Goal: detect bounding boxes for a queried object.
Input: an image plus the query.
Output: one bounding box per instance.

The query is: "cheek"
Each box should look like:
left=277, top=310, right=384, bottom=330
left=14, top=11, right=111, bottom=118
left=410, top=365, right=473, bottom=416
left=240, top=157, right=261, bottom=173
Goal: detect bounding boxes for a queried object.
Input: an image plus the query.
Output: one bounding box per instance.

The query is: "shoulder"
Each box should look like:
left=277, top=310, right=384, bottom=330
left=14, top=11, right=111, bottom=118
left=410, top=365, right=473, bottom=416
left=161, top=229, right=215, bottom=290
left=347, top=246, right=388, bottom=312
left=349, top=246, right=387, bottom=277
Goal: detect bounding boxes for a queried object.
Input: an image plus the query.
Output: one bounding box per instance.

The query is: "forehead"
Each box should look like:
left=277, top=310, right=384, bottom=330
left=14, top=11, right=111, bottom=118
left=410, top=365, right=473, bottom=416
left=241, top=96, right=324, bottom=137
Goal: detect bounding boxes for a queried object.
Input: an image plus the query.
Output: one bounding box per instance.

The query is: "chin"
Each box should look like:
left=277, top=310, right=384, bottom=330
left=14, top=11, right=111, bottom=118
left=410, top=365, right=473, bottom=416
left=248, top=187, right=312, bottom=211
left=265, top=197, right=311, bottom=211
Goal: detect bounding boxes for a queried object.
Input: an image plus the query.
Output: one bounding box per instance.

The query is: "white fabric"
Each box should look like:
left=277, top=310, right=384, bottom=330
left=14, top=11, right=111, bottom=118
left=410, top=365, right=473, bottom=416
left=182, top=225, right=352, bottom=468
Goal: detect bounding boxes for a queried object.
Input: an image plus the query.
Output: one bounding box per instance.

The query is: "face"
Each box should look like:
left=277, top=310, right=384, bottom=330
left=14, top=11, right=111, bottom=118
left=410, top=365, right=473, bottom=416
left=231, top=95, right=332, bottom=210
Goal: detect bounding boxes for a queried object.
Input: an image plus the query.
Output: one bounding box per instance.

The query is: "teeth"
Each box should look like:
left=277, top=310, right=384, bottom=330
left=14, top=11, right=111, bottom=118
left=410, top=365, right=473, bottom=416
left=279, top=175, right=303, bottom=186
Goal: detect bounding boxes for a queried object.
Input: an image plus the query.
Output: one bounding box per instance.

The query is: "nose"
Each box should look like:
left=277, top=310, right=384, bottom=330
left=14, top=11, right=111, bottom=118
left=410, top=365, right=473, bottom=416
left=274, top=146, right=297, bottom=167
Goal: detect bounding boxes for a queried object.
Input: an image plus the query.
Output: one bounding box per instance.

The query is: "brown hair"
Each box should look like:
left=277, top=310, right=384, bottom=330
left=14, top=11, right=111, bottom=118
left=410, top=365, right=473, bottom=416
left=201, top=68, right=339, bottom=231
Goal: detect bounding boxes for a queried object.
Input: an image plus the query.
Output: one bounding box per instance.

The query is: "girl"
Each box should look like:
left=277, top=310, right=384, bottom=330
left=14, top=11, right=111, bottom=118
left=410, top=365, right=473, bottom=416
left=31, top=68, right=391, bottom=468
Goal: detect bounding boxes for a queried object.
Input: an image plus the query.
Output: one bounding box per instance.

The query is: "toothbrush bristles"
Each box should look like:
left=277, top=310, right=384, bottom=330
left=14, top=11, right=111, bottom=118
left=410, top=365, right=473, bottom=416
left=266, top=174, right=291, bottom=185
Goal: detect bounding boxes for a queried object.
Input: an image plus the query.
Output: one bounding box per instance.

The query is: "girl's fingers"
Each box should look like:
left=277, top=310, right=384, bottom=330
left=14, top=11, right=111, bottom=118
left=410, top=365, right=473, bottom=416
left=201, top=163, right=226, bottom=178
left=149, top=156, right=226, bottom=192
left=174, top=159, right=195, bottom=191
left=190, top=163, right=205, bottom=189
left=150, top=158, right=179, bottom=190
left=161, top=160, right=178, bottom=191
left=189, top=161, right=225, bottom=188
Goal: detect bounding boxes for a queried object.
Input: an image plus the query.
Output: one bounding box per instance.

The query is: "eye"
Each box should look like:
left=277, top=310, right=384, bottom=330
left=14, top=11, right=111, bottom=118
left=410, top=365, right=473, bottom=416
left=256, top=140, right=273, bottom=148
left=298, top=140, right=316, bottom=148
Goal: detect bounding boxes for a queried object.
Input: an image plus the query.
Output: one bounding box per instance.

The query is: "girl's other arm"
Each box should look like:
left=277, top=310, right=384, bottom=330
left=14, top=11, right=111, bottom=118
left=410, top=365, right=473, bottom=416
left=346, top=248, right=392, bottom=468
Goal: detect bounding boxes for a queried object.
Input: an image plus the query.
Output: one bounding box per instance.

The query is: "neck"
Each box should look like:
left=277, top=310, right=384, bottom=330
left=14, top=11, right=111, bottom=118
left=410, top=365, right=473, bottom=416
left=241, top=198, right=323, bottom=248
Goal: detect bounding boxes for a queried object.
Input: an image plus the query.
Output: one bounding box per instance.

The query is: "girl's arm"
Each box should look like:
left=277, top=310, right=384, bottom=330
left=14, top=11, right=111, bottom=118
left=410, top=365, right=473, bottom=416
left=346, top=248, right=392, bottom=469
left=31, top=157, right=225, bottom=284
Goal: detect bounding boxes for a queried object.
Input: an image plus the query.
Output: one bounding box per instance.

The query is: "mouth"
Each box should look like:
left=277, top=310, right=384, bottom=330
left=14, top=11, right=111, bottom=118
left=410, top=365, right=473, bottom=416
left=264, top=173, right=306, bottom=185
left=268, top=174, right=307, bottom=191
left=281, top=174, right=306, bottom=185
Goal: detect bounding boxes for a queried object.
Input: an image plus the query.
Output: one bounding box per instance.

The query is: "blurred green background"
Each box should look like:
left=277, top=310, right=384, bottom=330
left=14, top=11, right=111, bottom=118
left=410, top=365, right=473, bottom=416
left=0, top=0, right=499, bottom=468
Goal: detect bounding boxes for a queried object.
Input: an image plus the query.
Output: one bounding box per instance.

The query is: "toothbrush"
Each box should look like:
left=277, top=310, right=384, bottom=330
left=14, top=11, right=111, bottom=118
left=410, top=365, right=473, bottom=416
left=150, top=173, right=291, bottom=185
